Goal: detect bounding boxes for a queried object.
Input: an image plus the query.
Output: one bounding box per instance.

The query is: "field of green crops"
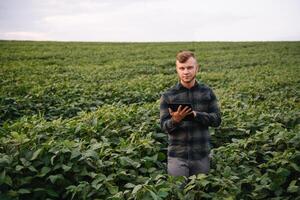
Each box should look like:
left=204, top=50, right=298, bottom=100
left=0, top=41, right=299, bottom=199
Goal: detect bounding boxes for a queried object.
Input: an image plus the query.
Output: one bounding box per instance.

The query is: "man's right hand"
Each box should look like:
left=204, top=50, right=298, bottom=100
left=168, top=105, right=192, bottom=123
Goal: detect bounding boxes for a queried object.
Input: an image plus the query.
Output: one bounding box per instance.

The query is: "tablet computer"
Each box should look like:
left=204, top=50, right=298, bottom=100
left=168, top=103, right=194, bottom=120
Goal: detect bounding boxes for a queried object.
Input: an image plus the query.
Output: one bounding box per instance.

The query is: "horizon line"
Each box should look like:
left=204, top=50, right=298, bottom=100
left=1, top=39, right=300, bottom=43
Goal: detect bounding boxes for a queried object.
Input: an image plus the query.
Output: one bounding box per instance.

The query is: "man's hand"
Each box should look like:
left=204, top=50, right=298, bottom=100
left=168, top=105, right=193, bottom=123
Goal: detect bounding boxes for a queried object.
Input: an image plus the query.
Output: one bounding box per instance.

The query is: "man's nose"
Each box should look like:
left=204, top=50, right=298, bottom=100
left=183, top=68, right=189, bottom=73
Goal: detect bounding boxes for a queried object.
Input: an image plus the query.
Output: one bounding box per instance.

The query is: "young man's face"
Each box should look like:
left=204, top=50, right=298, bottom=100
left=176, top=57, right=198, bottom=84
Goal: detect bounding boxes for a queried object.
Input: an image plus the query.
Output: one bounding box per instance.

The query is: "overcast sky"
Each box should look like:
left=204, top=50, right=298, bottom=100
left=0, top=0, right=299, bottom=42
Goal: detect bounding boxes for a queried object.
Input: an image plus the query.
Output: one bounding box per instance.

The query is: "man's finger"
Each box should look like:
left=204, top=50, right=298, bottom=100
left=179, top=106, right=187, bottom=114
left=182, top=106, right=190, bottom=112
left=180, top=106, right=191, bottom=114
left=168, top=108, right=173, bottom=115
left=187, top=109, right=193, bottom=115
left=183, top=108, right=192, bottom=116
left=177, top=105, right=182, bottom=112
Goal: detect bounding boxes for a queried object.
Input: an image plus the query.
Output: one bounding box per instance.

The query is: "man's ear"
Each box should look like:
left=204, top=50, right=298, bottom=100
left=175, top=65, right=179, bottom=73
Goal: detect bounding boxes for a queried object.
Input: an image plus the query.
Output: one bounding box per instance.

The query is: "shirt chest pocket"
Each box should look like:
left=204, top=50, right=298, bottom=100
left=194, top=103, right=209, bottom=112
left=193, top=94, right=211, bottom=112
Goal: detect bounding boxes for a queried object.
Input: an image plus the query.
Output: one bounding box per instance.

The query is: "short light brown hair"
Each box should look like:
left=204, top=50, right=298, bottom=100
left=176, top=50, right=196, bottom=63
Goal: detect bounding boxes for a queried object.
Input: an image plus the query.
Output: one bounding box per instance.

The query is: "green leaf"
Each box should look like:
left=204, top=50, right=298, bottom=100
left=200, top=179, right=210, bottom=187
left=0, top=171, right=12, bottom=186
left=157, top=152, right=166, bottom=161
left=92, top=182, right=103, bottom=190
left=149, top=190, right=159, bottom=200
left=30, top=148, right=43, bottom=161
left=83, top=149, right=98, bottom=159
left=50, top=155, right=56, bottom=165
left=38, top=166, right=51, bottom=177
left=48, top=174, right=64, bottom=184
left=5, top=175, right=12, bottom=186
left=223, top=166, right=231, bottom=177
left=196, top=173, right=207, bottom=180
left=148, top=167, right=156, bottom=173
left=75, top=125, right=81, bottom=133
left=290, top=162, right=300, bottom=172
left=11, top=131, right=19, bottom=138
left=0, top=170, right=5, bottom=183
left=124, top=183, right=136, bottom=188
left=91, top=142, right=102, bottom=150
left=70, top=148, right=81, bottom=159
left=119, top=156, right=141, bottom=168
left=0, top=155, right=12, bottom=166
left=91, top=117, right=98, bottom=126
left=46, top=188, right=59, bottom=197
left=277, top=167, right=290, bottom=178
left=28, top=166, right=38, bottom=172
left=154, top=174, right=166, bottom=181
left=287, top=180, right=299, bottom=193
left=158, top=188, right=169, bottom=198
left=20, top=158, right=31, bottom=167
left=91, top=174, right=106, bottom=190
left=132, top=184, right=143, bottom=195
left=184, top=184, right=196, bottom=193
left=62, top=164, right=72, bottom=172
left=7, top=190, right=18, bottom=197
left=107, top=191, right=123, bottom=200
left=33, top=188, right=58, bottom=197
left=15, top=165, right=24, bottom=171
left=18, top=188, right=31, bottom=194
left=105, top=182, right=119, bottom=195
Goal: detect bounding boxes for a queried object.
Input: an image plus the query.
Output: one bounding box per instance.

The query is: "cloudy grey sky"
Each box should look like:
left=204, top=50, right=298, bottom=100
left=0, top=0, right=299, bottom=41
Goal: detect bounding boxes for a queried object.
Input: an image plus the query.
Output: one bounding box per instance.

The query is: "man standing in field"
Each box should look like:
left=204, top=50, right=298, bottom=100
left=160, top=50, right=221, bottom=177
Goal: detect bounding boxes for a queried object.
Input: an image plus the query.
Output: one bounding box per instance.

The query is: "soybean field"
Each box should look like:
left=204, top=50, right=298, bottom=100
left=0, top=41, right=299, bottom=199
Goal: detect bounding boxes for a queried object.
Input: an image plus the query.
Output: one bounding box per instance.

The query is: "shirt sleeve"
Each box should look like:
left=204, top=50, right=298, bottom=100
left=194, top=89, right=222, bottom=127
left=160, top=94, right=182, bottom=134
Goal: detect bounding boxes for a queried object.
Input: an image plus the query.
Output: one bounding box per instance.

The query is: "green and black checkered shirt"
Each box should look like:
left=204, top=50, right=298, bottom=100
left=160, top=80, right=221, bottom=160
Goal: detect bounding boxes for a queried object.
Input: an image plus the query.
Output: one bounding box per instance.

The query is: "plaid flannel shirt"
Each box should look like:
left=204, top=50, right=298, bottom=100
left=160, top=80, right=221, bottom=160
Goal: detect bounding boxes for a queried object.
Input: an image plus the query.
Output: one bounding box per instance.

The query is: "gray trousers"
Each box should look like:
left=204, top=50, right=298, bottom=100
left=167, top=156, right=210, bottom=177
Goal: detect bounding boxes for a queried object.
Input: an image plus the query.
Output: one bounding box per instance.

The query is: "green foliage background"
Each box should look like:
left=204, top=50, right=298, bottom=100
left=0, top=41, right=299, bottom=199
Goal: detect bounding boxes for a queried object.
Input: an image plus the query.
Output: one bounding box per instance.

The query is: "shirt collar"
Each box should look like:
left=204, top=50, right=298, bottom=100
left=176, top=79, right=200, bottom=90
